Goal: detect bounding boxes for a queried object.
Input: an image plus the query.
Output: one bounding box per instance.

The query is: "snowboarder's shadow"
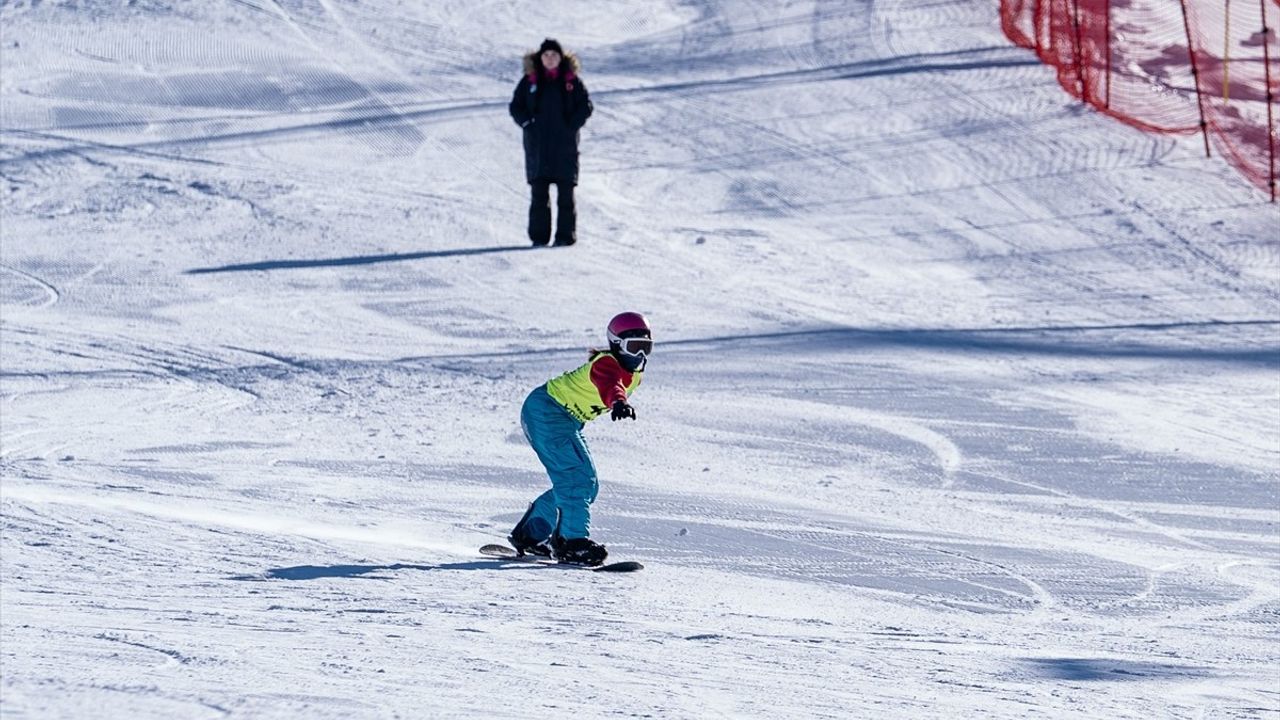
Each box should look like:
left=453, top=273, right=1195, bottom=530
left=230, top=559, right=555, bottom=580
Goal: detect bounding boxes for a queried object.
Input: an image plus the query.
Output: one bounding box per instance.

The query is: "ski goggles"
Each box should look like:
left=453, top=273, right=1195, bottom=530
left=615, top=336, right=652, bottom=358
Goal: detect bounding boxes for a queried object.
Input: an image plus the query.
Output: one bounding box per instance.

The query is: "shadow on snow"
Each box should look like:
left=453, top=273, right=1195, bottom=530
left=1021, top=658, right=1214, bottom=682
left=229, top=559, right=565, bottom=580
left=185, top=245, right=538, bottom=274
left=663, top=321, right=1280, bottom=366
left=3, top=320, right=1276, bottom=384
left=386, top=320, right=1279, bottom=367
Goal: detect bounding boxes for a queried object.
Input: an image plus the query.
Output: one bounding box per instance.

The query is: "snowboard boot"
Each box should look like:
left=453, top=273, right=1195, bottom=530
left=552, top=536, right=608, bottom=567
left=508, top=503, right=554, bottom=558
left=509, top=535, right=552, bottom=558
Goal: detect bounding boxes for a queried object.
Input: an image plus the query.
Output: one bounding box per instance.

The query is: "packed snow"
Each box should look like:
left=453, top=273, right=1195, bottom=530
left=1, top=1, right=1277, bottom=718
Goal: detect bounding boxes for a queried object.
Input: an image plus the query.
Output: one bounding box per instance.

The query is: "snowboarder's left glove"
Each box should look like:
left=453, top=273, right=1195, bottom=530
left=611, top=400, right=636, bottom=422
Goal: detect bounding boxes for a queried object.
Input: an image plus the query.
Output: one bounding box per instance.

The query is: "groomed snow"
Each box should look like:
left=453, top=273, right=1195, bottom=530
left=1, top=1, right=1277, bottom=718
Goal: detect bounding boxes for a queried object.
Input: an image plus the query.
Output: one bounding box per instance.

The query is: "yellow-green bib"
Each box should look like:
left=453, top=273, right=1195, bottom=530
left=546, top=352, right=642, bottom=423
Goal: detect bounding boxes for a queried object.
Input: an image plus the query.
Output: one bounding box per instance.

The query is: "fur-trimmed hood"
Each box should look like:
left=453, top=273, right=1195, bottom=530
left=522, top=50, right=582, bottom=79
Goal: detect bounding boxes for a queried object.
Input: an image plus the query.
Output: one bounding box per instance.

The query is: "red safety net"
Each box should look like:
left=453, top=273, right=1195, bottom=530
left=1001, top=0, right=1279, bottom=200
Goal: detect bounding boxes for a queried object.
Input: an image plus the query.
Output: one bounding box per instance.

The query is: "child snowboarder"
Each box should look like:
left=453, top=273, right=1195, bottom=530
left=507, top=312, right=652, bottom=566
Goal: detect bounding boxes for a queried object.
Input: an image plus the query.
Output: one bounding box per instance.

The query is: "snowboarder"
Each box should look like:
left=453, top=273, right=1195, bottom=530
left=507, top=312, right=652, bottom=566
left=508, top=38, right=593, bottom=247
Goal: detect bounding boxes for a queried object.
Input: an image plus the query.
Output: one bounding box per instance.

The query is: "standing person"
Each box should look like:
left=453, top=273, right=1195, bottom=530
left=507, top=312, right=652, bottom=566
left=508, top=38, right=593, bottom=247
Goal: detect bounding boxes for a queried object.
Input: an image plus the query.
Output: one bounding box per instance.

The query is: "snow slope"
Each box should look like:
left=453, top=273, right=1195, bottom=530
left=1, top=1, right=1277, bottom=718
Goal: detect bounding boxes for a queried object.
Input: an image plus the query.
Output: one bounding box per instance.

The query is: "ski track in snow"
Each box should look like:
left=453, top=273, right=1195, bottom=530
left=2, top=0, right=1279, bottom=718
left=0, top=263, right=61, bottom=308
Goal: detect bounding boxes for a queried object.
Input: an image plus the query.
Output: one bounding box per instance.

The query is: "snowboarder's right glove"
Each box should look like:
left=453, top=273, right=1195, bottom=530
left=521, top=118, right=535, bottom=128
left=611, top=399, right=636, bottom=422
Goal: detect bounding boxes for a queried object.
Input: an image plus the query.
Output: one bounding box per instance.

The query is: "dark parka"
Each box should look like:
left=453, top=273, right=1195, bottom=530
left=509, top=52, right=593, bottom=185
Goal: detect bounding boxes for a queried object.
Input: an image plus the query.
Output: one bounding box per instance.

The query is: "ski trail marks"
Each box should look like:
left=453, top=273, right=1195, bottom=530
left=724, top=394, right=965, bottom=487
left=0, top=264, right=61, bottom=308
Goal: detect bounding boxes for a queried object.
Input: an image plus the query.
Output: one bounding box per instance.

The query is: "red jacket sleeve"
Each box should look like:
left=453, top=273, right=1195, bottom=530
left=589, top=354, right=632, bottom=408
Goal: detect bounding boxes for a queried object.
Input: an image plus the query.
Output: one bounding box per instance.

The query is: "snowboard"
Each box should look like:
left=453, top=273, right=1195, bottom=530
left=479, top=543, right=643, bottom=572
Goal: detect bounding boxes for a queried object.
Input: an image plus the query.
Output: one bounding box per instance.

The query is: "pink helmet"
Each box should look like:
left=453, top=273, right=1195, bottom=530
left=606, top=311, right=651, bottom=343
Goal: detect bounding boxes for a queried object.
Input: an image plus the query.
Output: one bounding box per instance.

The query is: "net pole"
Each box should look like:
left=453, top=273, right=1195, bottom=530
left=1105, top=0, right=1113, bottom=108
left=1224, top=0, right=1231, bottom=102
left=1261, top=0, right=1277, bottom=200
left=1071, top=0, right=1087, bottom=97
left=1180, top=0, right=1213, bottom=156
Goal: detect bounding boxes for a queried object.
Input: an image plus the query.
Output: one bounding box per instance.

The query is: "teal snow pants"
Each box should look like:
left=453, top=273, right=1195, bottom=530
left=517, top=384, right=599, bottom=541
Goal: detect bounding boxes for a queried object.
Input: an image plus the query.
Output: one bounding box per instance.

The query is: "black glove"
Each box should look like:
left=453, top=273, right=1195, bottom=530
left=611, top=399, right=636, bottom=422
left=521, top=118, right=535, bottom=128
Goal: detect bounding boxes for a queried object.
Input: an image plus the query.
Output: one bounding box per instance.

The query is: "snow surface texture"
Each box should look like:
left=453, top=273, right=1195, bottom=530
left=1, top=1, right=1278, bottom=718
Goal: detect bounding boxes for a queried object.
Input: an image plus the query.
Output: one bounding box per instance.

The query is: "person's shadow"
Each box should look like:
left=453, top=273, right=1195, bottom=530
left=187, top=245, right=539, bottom=275
left=229, top=560, right=535, bottom=580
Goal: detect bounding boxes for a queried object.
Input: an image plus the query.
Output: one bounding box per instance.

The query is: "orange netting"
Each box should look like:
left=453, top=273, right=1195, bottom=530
left=1001, top=0, right=1279, bottom=199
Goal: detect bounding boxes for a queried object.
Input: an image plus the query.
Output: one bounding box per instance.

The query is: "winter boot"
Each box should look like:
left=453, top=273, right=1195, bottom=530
left=553, top=536, right=608, bottom=566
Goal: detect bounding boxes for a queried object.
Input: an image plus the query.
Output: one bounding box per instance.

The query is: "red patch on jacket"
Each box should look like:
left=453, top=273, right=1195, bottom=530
left=530, top=68, right=575, bottom=91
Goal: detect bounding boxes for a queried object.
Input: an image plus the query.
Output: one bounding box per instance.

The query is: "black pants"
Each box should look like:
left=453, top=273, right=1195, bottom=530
left=528, top=180, right=576, bottom=246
